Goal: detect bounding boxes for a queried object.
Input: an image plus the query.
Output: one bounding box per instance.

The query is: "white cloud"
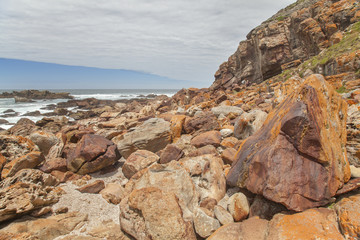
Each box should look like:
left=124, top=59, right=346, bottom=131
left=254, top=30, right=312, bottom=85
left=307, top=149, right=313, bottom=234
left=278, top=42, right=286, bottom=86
left=0, top=0, right=295, bottom=84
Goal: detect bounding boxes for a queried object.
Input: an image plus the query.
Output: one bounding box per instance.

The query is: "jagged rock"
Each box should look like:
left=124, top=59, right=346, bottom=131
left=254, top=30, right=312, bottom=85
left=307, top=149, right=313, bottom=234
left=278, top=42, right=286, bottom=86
left=220, top=137, right=239, bottom=148
left=179, top=154, right=226, bottom=202
left=76, top=180, right=105, bottom=194
left=208, top=217, right=269, bottom=240
left=40, top=157, right=67, bottom=173
left=0, top=169, right=59, bottom=189
left=335, top=194, right=360, bottom=239
left=233, top=109, right=267, bottom=140
left=114, top=118, right=171, bottom=158
left=267, top=208, right=344, bottom=239
left=29, top=130, right=59, bottom=156
left=228, top=192, right=250, bottom=222
left=0, top=176, right=60, bottom=222
left=0, top=135, right=44, bottom=180
left=190, top=130, right=222, bottom=148
left=214, top=205, right=234, bottom=225
left=183, top=112, right=219, bottom=134
left=170, top=114, right=186, bottom=142
left=5, top=118, right=38, bottom=137
left=122, top=150, right=159, bottom=179
left=100, top=183, right=126, bottom=204
left=124, top=161, right=199, bottom=221
left=193, top=207, right=220, bottom=238
left=227, top=75, right=350, bottom=211
left=0, top=212, right=87, bottom=239
left=0, top=90, right=73, bottom=100
left=120, top=187, right=196, bottom=240
left=336, top=178, right=360, bottom=196
left=67, top=134, right=120, bottom=175
left=159, top=144, right=184, bottom=164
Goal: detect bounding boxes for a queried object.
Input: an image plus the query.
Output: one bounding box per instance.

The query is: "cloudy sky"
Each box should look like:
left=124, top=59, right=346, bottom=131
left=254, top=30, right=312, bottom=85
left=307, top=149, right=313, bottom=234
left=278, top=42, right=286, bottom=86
left=0, top=0, right=294, bottom=87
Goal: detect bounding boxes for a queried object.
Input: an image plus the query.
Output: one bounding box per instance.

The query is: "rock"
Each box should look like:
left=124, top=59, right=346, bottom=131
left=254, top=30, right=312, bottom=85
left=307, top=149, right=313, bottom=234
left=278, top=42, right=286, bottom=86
left=187, top=145, right=218, bottom=157
left=159, top=144, right=184, bottom=164
left=233, top=109, right=267, bottom=140
left=0, top=135, right=44, bottom=180
left=30, top=206, right=53, bottom=217
left=114, top=118, right=171, bottom=158
left=267, top=208, right=344, bottom=240
left=29, top=130, right=59, bottom=156
left=0, top=90, right=73, bottom=100
left=220, top=128, right=234, bottom=138
left=350, top=165, right=360, bottom=178
left=88, top=220, right=131, bottom=240
left=190, top=130, right=222, bottom=148
left=14, top=96, right=34, bottom=103
left=227, top=75, right=350, bottom=211
left=183, top=112, right=219, bottom=134
left=228, top=192, right=250, bottom=222
left=125, top=161, right=199, bottom=221
left=51, top=170, right=83, bottom=183
left=200, top=197, right=217, bottom=211
left=220, top=137, right=239, bottom=148
left=0, top=181, right=59, bottom=222
left=67, top=134, right=120, bottom=175
left=335, top=194, right=360, bottom=239
left=22, top=110, right=41, bottom=116
left=249, top=195, right=287, bottom=220
left=221, top=148, right=237, bottom=165
left=180, top=154, right=226, bottom=202
left=208, top=217, right=269, bottom=240
left=336, top=178, right=360, bottom=196
left=211, top=106, right=243, bottom=117
left=6, top=118, right=38, bottom=137
left=76, top=180, right=105, bottom=194
left=40, top=157, right=67, bottom=173
left=214, top=205, right=234, bottom=225
left=0, top=212, right=87, bottom=239
left=0, top=169, right=59, bottom=189
left=193, top=207, right=221, bottom=238
left=170, top=114, right=186, bottom=142
left=120, top=187, right=196, bottom=240
left=122, top=150, right=159, bottom=179
left=100, top=183, right=126, bottom=204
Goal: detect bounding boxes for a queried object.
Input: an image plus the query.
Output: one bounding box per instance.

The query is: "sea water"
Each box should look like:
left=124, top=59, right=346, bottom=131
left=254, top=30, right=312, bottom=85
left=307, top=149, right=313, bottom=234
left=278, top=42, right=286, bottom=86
left=0, top=89, right=179, bottom=130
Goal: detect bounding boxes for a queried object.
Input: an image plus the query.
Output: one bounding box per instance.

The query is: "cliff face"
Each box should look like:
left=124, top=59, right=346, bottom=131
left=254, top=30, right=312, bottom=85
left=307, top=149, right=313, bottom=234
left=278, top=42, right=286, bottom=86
left=211, top=0, right=360, bottom=90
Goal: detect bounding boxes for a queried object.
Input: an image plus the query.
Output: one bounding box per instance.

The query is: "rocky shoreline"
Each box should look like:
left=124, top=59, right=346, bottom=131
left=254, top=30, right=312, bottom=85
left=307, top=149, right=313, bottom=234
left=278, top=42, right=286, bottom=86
left=0, top=0, right=360, bottom=239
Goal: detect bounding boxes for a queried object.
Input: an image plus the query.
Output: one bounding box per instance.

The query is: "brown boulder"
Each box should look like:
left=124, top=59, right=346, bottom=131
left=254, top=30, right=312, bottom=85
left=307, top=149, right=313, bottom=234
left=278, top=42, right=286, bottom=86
left=122, top=150, right=159, bottom=179
left=170, top=114, right=186, bottom=142
left=335, top=194, right=360, bottom=239
left=227, top=75, right=350, bottom=211
left=100, top=183, right=126, bottom=204
left=183, top=112, right=219, bottom=134
left=190, top=130, right=221, bottom=148
left=29, top=130, right=60, bottom=156
left=120, top=187, right=196, bottom=240
left=159, top=144, right=184, bottom=164
left=67, top=134, right=120, bottom=175
left=40, top=157, right=67, bottom=173
left=76, top=180, right=105, bottom=194
left=221, top=148, right=237, bottom=165
left=267, top=208, right=344, bottom=240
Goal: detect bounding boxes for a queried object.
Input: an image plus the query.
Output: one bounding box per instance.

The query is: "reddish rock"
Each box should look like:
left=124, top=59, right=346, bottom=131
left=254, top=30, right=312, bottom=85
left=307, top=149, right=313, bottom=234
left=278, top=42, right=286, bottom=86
left=220, top=137, right=239, bottom=148
left=183, top=112, right=219, bottom=134
left=40, top=157, right=67, bottom=173
left=159, top=144, right=184, bottom=164
left=187, top=145, right=218, bottom=157
left=267, top=208, right=344, bottom=240
left=200, top=197, right=218, bottom=211
left=335, top=194, right=360, bottom=239
left=228, top=192, right=250, bottom=222
left=170, top=115, right=186, bottom=142
left=67, top=134, right=120, bottom=175
left=122, top=150, right=159, bottom=179
left=336, top=178, right=360, bottom=196
left=227, top=75, right=350, bottom=211
left=190, top=131, right=221, bottom=148
left=50, top=170, right=82, bottom=183
left=76, top=180, right=105, bottom=194
left=221, top=148, right=237, bottom=165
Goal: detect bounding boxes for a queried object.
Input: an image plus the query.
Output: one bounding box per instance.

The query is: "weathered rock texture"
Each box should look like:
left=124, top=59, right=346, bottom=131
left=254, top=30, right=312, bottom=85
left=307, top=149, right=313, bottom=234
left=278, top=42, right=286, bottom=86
left=335, top=194, right=360, bottom=239
left=67, top=134, right=120, bottom=175
left=227, top=75, right=350, bottom=211
left=211, top=0, right=360, bottom=90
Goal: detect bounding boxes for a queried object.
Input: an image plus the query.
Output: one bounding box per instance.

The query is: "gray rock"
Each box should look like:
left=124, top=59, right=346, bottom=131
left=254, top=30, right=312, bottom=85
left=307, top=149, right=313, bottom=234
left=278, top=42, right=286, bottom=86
left=194, top=207, right=221, bottom=238
left=211, top=106, right=243, bottom=117
left=214, top=205, right=234, bottom=225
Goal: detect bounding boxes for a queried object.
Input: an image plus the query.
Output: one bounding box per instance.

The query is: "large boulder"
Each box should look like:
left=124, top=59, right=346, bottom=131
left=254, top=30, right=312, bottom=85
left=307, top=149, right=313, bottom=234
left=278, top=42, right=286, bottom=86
left=227, top=75, right=350, bottom=211
left=29, top=130, right=60, bottom=156
left=233, top=109, right=268, bottom=140
left=122, top=150, right=159, bottom=179
left=0, top=169, right=60, bottom=223
left=120, top=187, right=197, bottom=240
left=0, top=135, right=44, bottom=180
left=267, top=208, right=344, bottom=240
left=67, top=134, right=120, bottom=175
left=183, top=112, right=219, bottom=134
left=335, top=194, right=360, bottom=239
left=114, top=118, right=171, bottom=158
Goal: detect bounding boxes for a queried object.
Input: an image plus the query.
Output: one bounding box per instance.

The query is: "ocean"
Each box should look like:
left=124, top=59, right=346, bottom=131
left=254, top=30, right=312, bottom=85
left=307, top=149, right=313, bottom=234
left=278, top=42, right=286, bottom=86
left=0, top=89, right=179, bottom=130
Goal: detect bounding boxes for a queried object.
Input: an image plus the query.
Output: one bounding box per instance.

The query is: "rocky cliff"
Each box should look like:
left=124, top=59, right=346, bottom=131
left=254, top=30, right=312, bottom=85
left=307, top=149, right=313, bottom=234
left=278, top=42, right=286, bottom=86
left=211, top=0, right=360, bottom=90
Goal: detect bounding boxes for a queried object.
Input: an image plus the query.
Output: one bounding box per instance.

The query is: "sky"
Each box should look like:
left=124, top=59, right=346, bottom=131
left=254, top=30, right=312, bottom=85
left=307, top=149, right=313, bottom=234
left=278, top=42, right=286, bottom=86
left=0, top=0, right=295, bottom=89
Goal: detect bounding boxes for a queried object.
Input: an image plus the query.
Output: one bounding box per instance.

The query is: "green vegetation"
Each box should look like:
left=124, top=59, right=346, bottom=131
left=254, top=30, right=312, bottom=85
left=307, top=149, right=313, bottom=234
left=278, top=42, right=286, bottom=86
left=335, top=86, right=348, bottom=94
left=276, top=16, right=286, bottom=21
